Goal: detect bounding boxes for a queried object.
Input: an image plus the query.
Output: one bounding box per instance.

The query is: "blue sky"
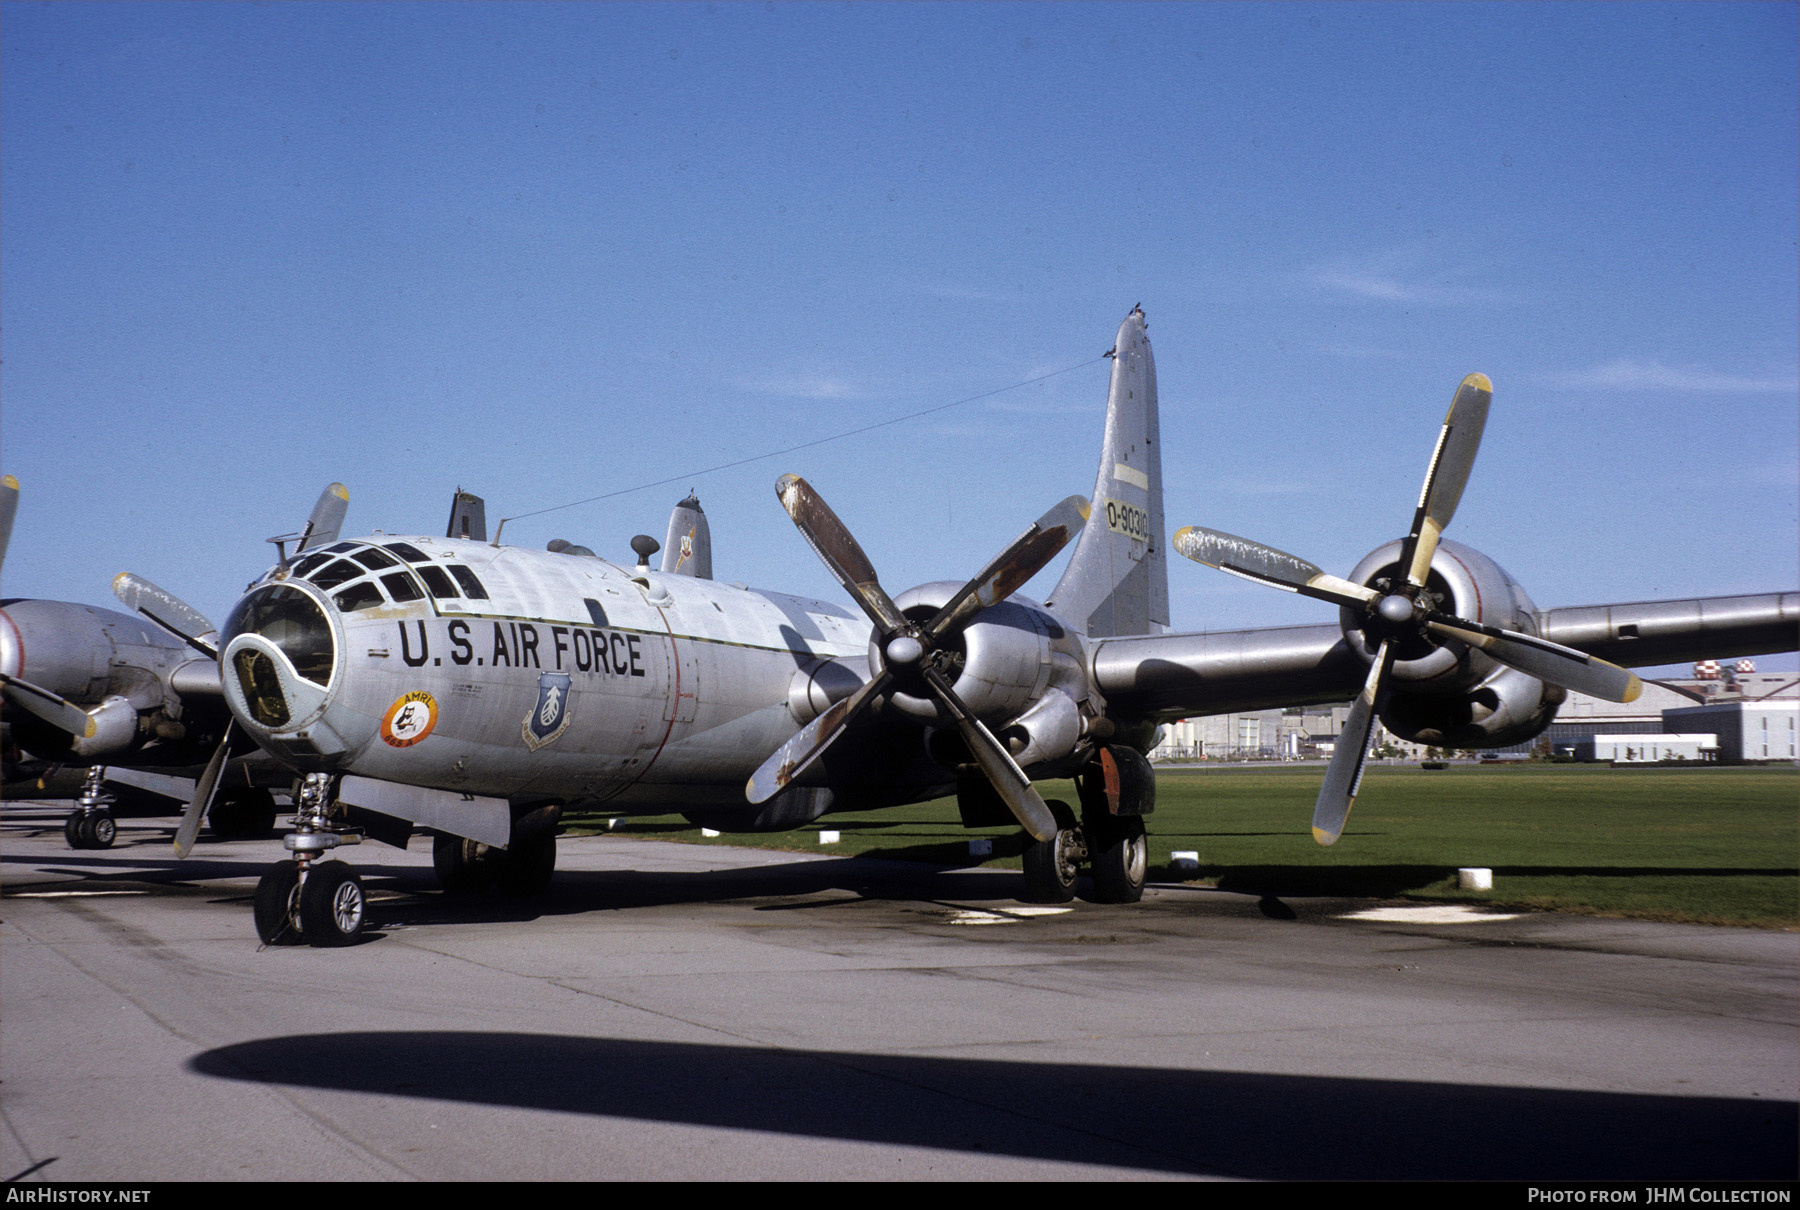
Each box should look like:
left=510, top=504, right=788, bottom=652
left=4, top=2, right=1795, bottom=674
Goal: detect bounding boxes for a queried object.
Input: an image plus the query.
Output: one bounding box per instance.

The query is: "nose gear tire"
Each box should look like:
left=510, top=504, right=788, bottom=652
left=299, top=862, right=365, bottom=947
left=254, top=860, right=305, bottom=946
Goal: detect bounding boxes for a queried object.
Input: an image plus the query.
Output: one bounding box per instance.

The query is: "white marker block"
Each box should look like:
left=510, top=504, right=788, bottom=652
left=700, top=828, right=720, bottom=838
left=1170, top=851, right=1200, bottom=871
left=968, top=838, right=993, bottom=857
left=818, top=830, right=840, bottom=844
left=1458, top=867, right=1493, bottom=891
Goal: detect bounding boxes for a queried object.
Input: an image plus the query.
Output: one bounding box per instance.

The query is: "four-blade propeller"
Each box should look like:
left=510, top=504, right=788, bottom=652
left=748, top=475, right=1088, bottom=843
left=1174, top=373, right=1641, bottom=846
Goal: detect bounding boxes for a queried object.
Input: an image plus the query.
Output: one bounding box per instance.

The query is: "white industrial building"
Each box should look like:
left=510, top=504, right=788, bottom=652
left=1150, top=660, right=1797, bottom=765
left=1663, top=701, right=1800, bottom=763
left=1574, top=734, right=1718, bottom=763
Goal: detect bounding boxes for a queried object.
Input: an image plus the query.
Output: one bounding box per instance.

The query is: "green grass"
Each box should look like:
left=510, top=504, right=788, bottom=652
left=564, top=763, right=1800, bottom=928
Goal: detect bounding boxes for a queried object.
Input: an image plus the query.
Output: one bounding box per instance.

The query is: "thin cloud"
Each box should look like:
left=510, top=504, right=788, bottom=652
left=739, top=373, right=869, bottom=400
left=1305, top=246, right=1509, bottom=306
left=1543, top=359, right=1797, bottom=393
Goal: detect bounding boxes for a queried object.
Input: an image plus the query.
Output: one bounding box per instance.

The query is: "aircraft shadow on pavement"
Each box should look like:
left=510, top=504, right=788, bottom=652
left=188, top=1030, right=1797, bottom=1180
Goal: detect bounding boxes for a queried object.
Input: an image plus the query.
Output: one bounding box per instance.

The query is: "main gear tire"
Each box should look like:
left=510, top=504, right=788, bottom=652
left=1020, top=799, right=1080, bottom=904
left=1087, top=814, right=1147, bottom=904
left=433, top=834, right=494, bottom=894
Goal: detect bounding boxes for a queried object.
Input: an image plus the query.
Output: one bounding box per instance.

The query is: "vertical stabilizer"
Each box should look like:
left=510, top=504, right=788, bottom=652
left=662, top=494, right=713, bottom=579
left=1045, top=308, right=1168, bottom=637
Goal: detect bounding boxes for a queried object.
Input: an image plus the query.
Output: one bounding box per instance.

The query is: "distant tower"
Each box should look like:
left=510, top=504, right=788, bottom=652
left=1736, top=659, right=1757, bottom=675
left=1693, top=660, right=1721, bottom=681
left=661, top=494, right=713, bottom=579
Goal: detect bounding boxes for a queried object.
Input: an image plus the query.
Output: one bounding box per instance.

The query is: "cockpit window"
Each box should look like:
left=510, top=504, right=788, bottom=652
left=334, top=581, right=385, bottom=613
left=308, top=559, right=364, bottom=590
left=382, top=543, right=431, bottom=563
left=221, top=585, right=335, bottom=687
left=447, top=565, right=489, bottom=599
left=381, top=571, right=425, bottom=603
left=290, top=553, right=331, bottom=579
left=352, top=548, right=400, bottom=571
left=323, top=542, right=359, bottom=554
left=416, top=565, right=458, bottom=599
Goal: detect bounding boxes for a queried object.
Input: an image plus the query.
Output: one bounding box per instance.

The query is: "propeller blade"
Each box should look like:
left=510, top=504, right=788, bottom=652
left=926, top=495, right=1090, bottom=640
left=0, top=673, right=97, bottom=738
left=297, top=483, right=350, bottom=553
left=0, top=474, right=17, bottom=587
left=1313, top=639, right=1395, bottom=847
left=1424, top=617, right=1643, bottom=703
left=1400, top=373, right=1492, bottom=588
left=745, top=670, right=891, bottom=804
left=175, top=721, right=234, bottom=859
left=920, top=663, right=1059, bottom=842
left=1172, top=526, right=1379, bottom=610
left=776, top=475, right=910, bottom=638
left=112, top=572, right=219, bottom=658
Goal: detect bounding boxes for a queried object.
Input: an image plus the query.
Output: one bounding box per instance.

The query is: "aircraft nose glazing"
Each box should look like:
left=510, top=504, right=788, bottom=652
left=218, top=584, right=340, bottom=737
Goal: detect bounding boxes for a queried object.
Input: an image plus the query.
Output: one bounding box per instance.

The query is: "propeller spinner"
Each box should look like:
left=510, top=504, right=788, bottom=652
left=748, top=475, right=1088, bottom=843
left=1174, top=374, right=1641, bottom=846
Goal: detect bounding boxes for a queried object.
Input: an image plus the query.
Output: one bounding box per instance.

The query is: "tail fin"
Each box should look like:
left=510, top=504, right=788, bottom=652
left=661, top=494, right=713, bottom=579
left=446, top=489, right=488, bottom=542
left=1044, top=307, right=1168, bottom=637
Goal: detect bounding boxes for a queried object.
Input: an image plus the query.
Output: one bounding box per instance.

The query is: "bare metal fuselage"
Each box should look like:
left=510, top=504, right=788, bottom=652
left=221, top=535, right=873, bottom=811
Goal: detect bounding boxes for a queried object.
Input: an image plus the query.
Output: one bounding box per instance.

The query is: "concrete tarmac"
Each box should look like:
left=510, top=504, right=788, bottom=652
left=2, top=800, right=1795, bottom=1182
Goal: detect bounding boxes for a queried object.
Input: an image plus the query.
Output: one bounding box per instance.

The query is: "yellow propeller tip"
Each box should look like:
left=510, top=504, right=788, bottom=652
left=1464, top=372, right=1492, bottom=392
left=330, top=483, right=349, bottom=501
left=1311, top=826, right=1341, bottom=847
left=1622, top=674, right=1644, bottom=704
left=2, top=474, right=17, bottom=490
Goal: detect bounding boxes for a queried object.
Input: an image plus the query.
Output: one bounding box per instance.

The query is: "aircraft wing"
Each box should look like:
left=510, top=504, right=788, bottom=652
left=1093, top=591, right=1799, bottom=723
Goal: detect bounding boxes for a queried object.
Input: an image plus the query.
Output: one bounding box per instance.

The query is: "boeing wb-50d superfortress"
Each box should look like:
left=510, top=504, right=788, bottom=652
left=89, top=309, right=1797, bottom=946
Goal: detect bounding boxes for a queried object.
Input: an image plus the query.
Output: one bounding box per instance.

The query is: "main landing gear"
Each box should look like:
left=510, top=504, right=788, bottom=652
left=63, top=766, right=118, bottom=850
left=1018, top=745, right=1154, bottom=905
left=431, top=817, right=559, bottom=898
left=254, top=772, right=366, bottom=947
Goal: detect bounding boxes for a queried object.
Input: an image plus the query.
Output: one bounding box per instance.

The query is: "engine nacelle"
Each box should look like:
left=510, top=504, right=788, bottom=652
left=876, top=583, right=1053, bottom=723
left=1338, top=538, right=1564, bottom=749
left=875, top=582, right=1091, bottom=770
left=0, top=599, right=223, bottom=763
left=1340, top=538, right=1543, bottom=696
left=1381, top=665, right=1566, bottom=749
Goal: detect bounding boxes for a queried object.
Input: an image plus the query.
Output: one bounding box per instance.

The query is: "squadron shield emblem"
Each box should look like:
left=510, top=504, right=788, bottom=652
left=522, top=671, right=574, bottom=752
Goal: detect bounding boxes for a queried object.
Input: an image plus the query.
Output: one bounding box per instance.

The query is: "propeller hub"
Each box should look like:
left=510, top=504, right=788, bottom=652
left=885, top=635, right=923, bottom=666
left=1376, top=594, right=1415, bottom=624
